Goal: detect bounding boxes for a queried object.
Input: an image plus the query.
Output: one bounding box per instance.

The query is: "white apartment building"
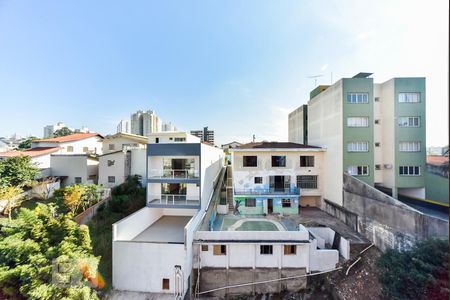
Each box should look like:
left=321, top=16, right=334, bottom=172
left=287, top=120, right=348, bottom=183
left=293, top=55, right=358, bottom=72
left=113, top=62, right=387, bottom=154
left=130, top=109, right=162, bottom=137
left=162, top=122, right=177, bottom=132
left=230, top=142, right=325, bottom=212
left=32, top=133, right=104, bottom=155
left=50, top=154, right=99, bottom=186
left=43, top=122, right=66, bottom=138
left=112, top=132, right=224, bottom=296
left=116, top=119, right=130, bottom=134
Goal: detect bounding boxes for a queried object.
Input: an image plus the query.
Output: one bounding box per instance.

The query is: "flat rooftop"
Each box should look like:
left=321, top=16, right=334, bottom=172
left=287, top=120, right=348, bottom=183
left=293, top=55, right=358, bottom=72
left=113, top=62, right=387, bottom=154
left=132, top=216, right=192, bottom=243
left=211, top=214, right=299, bottom=232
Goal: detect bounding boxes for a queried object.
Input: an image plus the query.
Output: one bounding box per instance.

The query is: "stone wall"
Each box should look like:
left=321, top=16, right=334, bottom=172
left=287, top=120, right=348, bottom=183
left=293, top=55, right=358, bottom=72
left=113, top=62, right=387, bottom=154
left=325, top=174, right=449, bottom=251
left=195, top=267, right=307, bottom=297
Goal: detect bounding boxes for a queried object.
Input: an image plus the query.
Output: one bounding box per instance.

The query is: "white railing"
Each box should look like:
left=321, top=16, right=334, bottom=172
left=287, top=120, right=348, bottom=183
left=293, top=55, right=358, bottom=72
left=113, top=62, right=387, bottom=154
left=148, top=169, right=199, bottom=179
left=148, top=194, right=200, bottom=206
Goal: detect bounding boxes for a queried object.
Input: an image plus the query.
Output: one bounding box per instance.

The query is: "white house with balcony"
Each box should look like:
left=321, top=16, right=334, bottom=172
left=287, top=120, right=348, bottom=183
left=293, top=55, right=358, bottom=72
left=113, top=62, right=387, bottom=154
left=230, top=142, right=326, bottom=213
left=112, top=132, right=224, bottom=297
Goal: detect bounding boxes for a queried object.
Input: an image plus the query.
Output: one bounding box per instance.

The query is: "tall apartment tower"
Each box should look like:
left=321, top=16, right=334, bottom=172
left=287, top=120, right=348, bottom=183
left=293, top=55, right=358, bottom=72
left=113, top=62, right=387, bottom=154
left=161, top=122, right=177, bottom=132
left=288, top=72, right=426, bottom=204
left=190, top=126, right=214, bottom=145
left=43, top=122, right=66, bottom=138
left=129, top=110, right=162, bottom=137
left=130, top=110, right=144, bottom=136
left=116, top=119, right=131, bottom=134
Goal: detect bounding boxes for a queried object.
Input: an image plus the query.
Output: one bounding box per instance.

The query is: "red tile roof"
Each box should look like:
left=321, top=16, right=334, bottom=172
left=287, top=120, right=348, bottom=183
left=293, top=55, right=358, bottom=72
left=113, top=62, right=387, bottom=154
left=34, top=133, right=103, bottom=143
left=427, top=155, right=449, bottom=166
left=0, top=147, right=61, bottom=158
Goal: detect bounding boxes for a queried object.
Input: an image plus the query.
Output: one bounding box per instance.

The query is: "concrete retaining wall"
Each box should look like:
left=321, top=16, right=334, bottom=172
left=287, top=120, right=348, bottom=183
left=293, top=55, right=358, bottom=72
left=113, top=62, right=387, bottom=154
left=327, top=174, right=449, bottom=251
left=196, top=267, right=307, bottom=297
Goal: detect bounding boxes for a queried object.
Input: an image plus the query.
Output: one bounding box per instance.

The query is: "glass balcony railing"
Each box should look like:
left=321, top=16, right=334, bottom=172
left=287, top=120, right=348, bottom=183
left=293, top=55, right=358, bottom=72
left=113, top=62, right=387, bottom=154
left=148, top=169, right=199, bottom=179
left=148, top=194, right=200, bottom=206
left=233, top=187, right=300, bottom=195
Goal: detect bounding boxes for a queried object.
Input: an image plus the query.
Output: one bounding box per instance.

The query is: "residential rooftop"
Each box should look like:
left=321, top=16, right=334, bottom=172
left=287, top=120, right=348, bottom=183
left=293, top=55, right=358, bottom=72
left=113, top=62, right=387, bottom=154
left=0, top=147, right=60, bottom=158
left=427, top=155, right=449, bottom=166
left=234, top=141, right=322, bottom=150
left=35, top=132, right=103, bottom=143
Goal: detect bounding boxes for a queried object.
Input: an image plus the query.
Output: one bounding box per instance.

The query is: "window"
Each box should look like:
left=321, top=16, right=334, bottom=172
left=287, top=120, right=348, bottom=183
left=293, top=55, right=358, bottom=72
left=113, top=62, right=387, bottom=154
left=67, top=146, right=74, bottom=152
left=375, top=142, right=381, bottom=147
left=108, top=144, right=115, bottom=150
left=347, top=166, right=369, bottom=176
left=162, top=278, right=170, bottom=290
left=399, top=166, right=421, bottom=176
left=398, top=117, right=420, bottom=127
left=83, top=147, right=89, bottom=152
left=399, top=141, right=421, bottom=152
left=174, top=137, right=186, bottom=142
left=201, top=245, right=208, bottom=251
left=347, top=117, right=369, bottom=127
left=271, top=156, right=286, bottom=167
left=213, top=245, right=226, bottom=255
left=245, top=198, right=256, bottom=207
left=374, top=119, right=380, bottom=124
left=282, top=199, right=292, bottom=208
left=398, top=92, right=420, bottom=103
left=88, top=175, right=96, bottom=180
left=243, top=156, right=257, bottom=167
left=74, top=177, right=82, bottom=184
left=297, top=175, right=318, bottom=189
left=260, top=245, right=273, bottom=255
left=284, top=245, right=296, bottom=255
left=300, top=156, right=314, bottom=167
left=347, top=142, right=369, bottom=152
left=108, top=176, right=115, bottom=183
left=347, top=92, right=369, bottom=103
left=107, top=159, right=115, bottom=166
left=254, top=177, right=263, bottom=184
left=375, top=164, right=381, bottom=170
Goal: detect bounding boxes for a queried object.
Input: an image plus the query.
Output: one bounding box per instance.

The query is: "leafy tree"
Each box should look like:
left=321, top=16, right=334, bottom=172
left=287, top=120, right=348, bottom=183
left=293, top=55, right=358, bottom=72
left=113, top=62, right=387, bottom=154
left=0, top=156, right=39, bottom=187
left=0, top=185, right=24, bottom=220
left=377, top=238, right=449, bottom=300
left=53, top=127, right=73, bottom=137
left=0, top=204, right=101, bottom=299
left=17, top=137, right=37, bottom=149
left=63, top=185, right=87, bottom=214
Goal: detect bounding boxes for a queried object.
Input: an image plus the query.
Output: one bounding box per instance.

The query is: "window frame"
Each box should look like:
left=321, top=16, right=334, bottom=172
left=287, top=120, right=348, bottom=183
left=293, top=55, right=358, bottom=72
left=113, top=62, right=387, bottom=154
left=398, top=116, right=421, bottom=127
left=162, top=278, right=170, bottom=290
left=347, top=116, right=369, bottom=127
left=296, top=175, right=318, bottom=189
left=108, top=176, right=115, bottom=183
left=347, top=165, right=369, bottom=176
left=399, top=141, right=421, bottom=152
left=260, top=245, right=273, bottom=255
left=399, top=165, right=421, bottom=176
left=281, top=198, right=292, bottom=208
left=74, top=177, right=82, bottom=184
left=347, top=141, right=369, bottom=152
left=254, top=177, right=263, bottom=184
left=284, top=245, right=296, bottom=255
left=271, top=155, right=286, bottom=167
left=300, top=156, right=315, bottom=167
left=347, top=92, right=369, bottom=104
left=213, top=245, right=227, bottom=255
left=398, top=92, right=420, bottom=103
left=243, top=156, right=258, bottom=167
left=245, top=198, right=256, bottom=207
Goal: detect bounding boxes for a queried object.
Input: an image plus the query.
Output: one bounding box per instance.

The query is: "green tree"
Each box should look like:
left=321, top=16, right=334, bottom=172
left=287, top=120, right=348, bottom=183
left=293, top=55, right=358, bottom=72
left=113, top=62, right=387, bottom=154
left=0, top=203, right=101, bottom=299
left=0, top=156, right=39, bottom=187
left=63, top=185, right=87, bottom=214
left=377, top=238, right=449, bottom=300
left=17, top=137, right=37, bottom=149
left=0, top=185, right=24, bottom=220
left=53, top=127, right=73, bottom=137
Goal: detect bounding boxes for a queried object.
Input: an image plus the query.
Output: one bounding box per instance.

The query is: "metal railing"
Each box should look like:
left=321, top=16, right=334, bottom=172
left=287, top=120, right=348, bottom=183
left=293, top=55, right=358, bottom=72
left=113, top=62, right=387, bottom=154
left=148, top=169, right=199, bottom=179
left=233, top=187, right=300, bottom=195
left=148, top=194, right=200, bottom=206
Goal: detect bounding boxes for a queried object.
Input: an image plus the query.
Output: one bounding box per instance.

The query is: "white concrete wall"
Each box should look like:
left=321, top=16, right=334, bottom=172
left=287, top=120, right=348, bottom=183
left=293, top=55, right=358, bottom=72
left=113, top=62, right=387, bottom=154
left=232, top=149, right=324, bottom=197
left=200, top=144, right=224, bottom=209
left=130, top=149, right=146, bottom=180
left=31, top=153, right=52, bottom=170
left=113, top=207, right=163, bottom=240
left=33, top=136, right=103, bottom=155
left=148, top=132, right=200, bottom=144
left=195, top=229, right=310, bottom=241
left=308, top=80, right=344, bottom=206
left=50, top=155, right=92, bottom=186
left=288, top=106, right=305, bottom=143
left=98, top=151, right=128, bottom=188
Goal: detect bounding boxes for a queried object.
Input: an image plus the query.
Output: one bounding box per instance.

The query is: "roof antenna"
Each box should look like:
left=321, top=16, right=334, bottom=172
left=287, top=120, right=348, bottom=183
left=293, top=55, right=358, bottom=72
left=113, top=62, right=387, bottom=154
left=306, top=74, right=323, bottom=87
left=252, top=134, right=256, bottom=143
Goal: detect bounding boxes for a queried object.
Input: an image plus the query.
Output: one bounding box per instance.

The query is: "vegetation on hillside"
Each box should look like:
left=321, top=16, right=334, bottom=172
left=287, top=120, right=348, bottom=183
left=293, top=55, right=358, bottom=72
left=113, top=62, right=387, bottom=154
left=0, top=156, right=39, bottom=187
left=87, top=175, right=146, bottom=290
left=0, top=204, right=101, bottom=299
left=377, top=238, right=449, bottom=300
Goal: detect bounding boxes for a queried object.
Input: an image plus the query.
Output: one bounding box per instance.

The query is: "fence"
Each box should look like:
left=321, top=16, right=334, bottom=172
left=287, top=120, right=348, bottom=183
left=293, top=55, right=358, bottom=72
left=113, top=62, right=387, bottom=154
left=74, top=188, right=111, bottom=224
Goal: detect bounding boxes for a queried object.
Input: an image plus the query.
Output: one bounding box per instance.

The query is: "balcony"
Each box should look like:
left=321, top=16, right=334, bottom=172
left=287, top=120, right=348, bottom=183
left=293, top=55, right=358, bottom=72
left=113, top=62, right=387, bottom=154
left=148, top=194, right=200, bottom=207
left=148, top=169, right=199, bottom=180
left=234, top=187, right=300, bottom=196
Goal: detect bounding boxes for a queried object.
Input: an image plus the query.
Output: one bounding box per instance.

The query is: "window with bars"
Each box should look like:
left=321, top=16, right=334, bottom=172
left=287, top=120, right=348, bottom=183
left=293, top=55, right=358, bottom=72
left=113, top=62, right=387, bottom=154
left=399, top=141, right=421, bottom=152
left=281, top=199, right=292, bottom=208
left=347, top=165, right=369, bottom=176
left=347, top=93, right=369, bottom=103
left=398, top=116, right=420, bottom=127
left=243, top=156, right=257, bottom=167
left=245, top=198, right=256, bottom=207
left=399, top=166, right=421, bottom=176
left=398, top=92, right=420, bottom=103
left=347, top=117, right=369, bottom=127
left=300, top=156, right=314, bottom=167
left=297, top=175, right=318, bottom=189
left=271, top=156, right=286, bottom=167
left=260, top=245, right=273, bottom=255
left=347, top=142, right=369, bottom=152
left=254, top=177, right=263, bottom=184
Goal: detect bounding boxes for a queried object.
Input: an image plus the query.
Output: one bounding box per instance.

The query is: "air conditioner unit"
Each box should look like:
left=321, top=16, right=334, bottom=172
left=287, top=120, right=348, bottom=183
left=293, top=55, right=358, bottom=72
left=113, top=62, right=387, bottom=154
left=383, top=164, right=393, bottom=169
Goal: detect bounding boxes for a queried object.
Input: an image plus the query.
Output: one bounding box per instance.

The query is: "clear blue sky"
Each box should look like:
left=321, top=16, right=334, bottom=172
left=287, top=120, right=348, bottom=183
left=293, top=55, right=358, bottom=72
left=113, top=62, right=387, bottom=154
left=0, top=0, right=448, bottom=146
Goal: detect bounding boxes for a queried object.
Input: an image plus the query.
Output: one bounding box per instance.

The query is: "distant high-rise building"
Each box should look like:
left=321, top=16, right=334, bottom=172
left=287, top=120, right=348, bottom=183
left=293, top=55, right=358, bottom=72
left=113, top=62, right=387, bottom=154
left=130, top=110, right=144, bottom=136
left=129, top=109, right=163, bottom=137
left=117, top=119, right=131, bottom=134
left=162, top=122, right=177, bottom=132
left=43, top=122, right=66, bottom=138
left=190, top=126, right=214, bottom=145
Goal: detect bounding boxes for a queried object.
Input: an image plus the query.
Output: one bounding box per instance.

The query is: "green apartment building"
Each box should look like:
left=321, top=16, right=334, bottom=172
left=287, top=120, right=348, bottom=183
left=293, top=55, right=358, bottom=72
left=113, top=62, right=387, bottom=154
left=288, top=72, right=426, bottom=206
